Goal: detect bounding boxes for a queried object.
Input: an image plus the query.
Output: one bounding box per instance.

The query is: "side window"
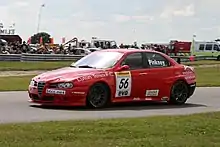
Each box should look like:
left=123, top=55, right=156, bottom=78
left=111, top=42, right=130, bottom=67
left=145, top=53, right=170, bottom=68
left=199, top=44, right=204, bottom=50
left=205, top=44, right=213, bottom=50
left=121, top=52, right=143, bottom=70
left=214, top=44, right=219, bottom=51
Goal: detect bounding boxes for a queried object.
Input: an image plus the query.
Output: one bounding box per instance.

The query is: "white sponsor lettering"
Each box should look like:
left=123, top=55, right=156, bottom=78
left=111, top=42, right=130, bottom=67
left=145, top=98, right=153, bottom=100
left=77, top=72, right=113, bottom=82
left=148, top=59, right=165, bottom=66
left=146, top=90, right=159, bottom=97
left=133, top=97, right=140, bottom=101
left=46, top=89, right=66, bottom=95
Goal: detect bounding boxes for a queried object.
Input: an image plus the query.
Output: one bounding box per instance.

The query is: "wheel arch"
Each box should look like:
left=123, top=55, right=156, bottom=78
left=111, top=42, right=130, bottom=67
left=86, top=80, right=112, bottom=104
left=171, top=78, right=191, bottom=97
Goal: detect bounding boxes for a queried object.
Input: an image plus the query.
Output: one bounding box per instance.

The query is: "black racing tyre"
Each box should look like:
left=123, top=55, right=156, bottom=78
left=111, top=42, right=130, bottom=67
left=169, top=81, right=189, bottom=105
left=217, top=55, right=220, bottom=61
left=86, top=83, right=110, bottom=108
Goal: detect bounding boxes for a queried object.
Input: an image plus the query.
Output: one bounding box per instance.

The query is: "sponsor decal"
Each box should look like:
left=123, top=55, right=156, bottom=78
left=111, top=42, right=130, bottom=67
left=133, top=97, right=140, bottom=101
left=115, top=71, right=131, bottom=97
left=182, top=65, right=195, bottom=80
left=76, top=72, right=113, bottom=82
left=77, top=75, right=93, bottom=82
left=46, top=89, right=66, bottom=95
left=148, top=59, right=165, bottom=66
left=146, top=90, right=159, bottom=97
left=161, top=97, right=169, bottom=101
left=145, top=98, right=153, bottom=101
left=72, top=92, right=85, bottom=95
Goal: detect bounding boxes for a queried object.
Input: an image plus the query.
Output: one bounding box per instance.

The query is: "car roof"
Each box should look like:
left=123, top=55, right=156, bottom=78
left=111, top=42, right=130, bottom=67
left=99, top=48, right=161, bottom=54
left=99, top=48, right=178, bottom=65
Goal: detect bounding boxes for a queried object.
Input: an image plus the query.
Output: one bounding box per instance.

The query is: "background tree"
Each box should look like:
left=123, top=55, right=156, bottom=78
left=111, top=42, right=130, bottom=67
left=30, top=32, right=51, bottom=44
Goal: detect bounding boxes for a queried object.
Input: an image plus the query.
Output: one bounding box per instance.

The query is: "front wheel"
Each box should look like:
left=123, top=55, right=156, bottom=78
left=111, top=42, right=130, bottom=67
left=169, top=81, right=189, bottom=105
left=86, top=83, right=110, bottom=108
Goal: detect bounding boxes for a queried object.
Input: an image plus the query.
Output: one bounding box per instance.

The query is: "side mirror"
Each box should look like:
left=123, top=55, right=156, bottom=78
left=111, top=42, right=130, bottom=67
left=117, top=65, right=130, bottom=71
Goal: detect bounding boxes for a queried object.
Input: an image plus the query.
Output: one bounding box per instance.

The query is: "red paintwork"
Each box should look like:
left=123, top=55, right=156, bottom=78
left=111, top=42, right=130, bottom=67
left=28, top=49, right=196, bottom=106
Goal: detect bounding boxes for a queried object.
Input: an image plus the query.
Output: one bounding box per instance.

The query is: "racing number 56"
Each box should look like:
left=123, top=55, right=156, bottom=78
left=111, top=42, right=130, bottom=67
left=115, top=71, right=131, bottom=97
left=119, top=78, right=129, bottom=89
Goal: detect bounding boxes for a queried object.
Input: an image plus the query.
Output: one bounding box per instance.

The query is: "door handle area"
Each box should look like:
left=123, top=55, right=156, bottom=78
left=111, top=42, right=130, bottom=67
left=139, top=73, right=148, bottom=75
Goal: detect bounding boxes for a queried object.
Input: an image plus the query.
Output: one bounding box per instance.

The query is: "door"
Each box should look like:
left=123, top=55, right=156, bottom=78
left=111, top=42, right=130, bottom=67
left=213, top=44, right=220, bottom=58
left=140, top=52, right=174, bottom=100
left=114, top=52, right=146, bottom=101
left=204, top=44, right=213, bottom=56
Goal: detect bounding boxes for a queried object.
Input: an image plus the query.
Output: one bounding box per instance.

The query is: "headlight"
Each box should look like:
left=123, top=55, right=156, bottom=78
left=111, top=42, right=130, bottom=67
left=57, top=82, right=73, bottom=89
left=29, top=80, right=35, bottom=86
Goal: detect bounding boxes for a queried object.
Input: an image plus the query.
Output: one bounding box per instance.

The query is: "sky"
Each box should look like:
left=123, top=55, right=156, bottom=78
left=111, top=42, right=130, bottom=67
left=1, top=0, right=220, bottom=44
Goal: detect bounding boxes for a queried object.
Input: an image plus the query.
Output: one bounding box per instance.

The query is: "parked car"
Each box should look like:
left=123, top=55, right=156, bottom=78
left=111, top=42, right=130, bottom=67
left=75, top=48, right=91, bottom=55
left=88, top=48, right=101, bottom=52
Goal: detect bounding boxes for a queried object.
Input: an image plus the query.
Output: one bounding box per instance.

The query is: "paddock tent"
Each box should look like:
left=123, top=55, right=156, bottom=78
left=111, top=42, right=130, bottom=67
left=0, top=35, right=22, bottom=44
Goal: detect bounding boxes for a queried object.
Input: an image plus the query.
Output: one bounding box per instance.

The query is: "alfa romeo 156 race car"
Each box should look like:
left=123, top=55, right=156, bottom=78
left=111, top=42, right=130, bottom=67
left=28, top=49, right=196, bottom=108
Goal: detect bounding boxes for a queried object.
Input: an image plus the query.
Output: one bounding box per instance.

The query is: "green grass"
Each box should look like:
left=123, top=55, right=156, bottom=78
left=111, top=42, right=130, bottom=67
left=0, top=61, right=72, bottom=71
left=0, top=75, right=34, bottom=91
left=185, top=60, right=220, bottom=66
left=0, top=60, right=219, bottom=71
left=0, top=67, right=219, bottom=91
left=196, top=66, right=220, bottom=87
left=0, top=112, right=220, bottom=147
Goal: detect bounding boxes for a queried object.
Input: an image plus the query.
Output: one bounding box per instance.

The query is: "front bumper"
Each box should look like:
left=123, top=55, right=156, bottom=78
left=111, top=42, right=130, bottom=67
left=28, top=85, right=87, bottom=106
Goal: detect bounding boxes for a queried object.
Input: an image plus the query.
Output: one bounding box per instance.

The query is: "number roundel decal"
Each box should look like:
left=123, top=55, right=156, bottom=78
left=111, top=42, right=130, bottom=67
left=119, top=78, right=129, bottom=89
left=115, top=71, right=132, bottom=97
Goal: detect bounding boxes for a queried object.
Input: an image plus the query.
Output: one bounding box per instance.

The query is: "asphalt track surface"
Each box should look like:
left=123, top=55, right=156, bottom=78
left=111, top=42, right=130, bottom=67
left=0, top=87, right=219, bottom=124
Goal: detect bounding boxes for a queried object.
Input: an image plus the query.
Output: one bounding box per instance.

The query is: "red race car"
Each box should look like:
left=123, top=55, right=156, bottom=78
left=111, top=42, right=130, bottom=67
left=28, top=49, right=196, bottom=108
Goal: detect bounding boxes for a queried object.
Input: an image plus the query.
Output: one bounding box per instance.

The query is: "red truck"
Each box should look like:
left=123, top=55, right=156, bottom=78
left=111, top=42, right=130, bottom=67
left=167, top=40, right=192, bottom=56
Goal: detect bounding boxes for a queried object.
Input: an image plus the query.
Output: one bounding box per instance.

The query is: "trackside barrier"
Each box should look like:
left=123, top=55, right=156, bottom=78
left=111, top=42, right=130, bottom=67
left=0, top=54, right=217, bottom=62
left=0, top=54, right=21, bottom=61
left=171, top=56, right=217, bottom=63
left=20, top=53, right=84, bottom=62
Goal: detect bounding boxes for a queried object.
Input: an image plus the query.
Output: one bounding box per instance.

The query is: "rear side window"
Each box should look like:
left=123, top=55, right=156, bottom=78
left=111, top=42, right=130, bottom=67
left=144, top=52, right=170, bottom=68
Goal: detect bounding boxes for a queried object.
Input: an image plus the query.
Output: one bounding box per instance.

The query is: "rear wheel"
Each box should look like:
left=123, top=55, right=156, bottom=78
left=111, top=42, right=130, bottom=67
left=86, top=83, right=110, bottom=108
left=169, top=81, right=189, bottom=105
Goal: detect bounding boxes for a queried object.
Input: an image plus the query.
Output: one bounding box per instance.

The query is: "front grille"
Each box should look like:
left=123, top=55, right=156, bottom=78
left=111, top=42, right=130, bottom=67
left=37, top=81, right=46, bottom=96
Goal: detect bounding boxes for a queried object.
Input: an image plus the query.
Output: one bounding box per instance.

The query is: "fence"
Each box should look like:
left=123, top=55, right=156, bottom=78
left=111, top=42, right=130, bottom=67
left=0, top=54, right=84, bottom=62
left=0, top=53, right=217, bottom=62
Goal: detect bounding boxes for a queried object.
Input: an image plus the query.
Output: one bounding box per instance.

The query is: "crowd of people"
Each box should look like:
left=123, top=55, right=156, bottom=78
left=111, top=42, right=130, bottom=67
left=0, top=41, right=70, bottom=54
left=0, top=40, right=170, bottom=55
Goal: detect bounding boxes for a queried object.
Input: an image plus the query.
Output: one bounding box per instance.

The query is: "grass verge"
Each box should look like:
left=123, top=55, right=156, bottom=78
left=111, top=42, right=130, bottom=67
left=0, top=67, right=219, bottom=91
left=0, top=75, right=33, bottom=91
left=0, top=112, right=220, bottom=147
left=196, top=66, right=220, bottom=87
left=0, top=61, right=72, bottom=71
left=0, top=60, right=219, bottom=71
left=185, top=60, right=220, bottom=66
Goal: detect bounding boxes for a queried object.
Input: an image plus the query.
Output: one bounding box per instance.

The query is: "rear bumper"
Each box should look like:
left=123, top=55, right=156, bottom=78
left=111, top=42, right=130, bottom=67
left=188, top=83, right=196, bottom=97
